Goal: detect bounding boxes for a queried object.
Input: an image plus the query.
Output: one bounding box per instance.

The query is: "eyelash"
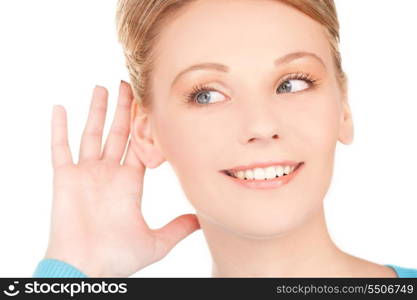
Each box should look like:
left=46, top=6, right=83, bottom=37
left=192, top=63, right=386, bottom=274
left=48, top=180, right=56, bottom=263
left=183, top=72, right=319, bottom=106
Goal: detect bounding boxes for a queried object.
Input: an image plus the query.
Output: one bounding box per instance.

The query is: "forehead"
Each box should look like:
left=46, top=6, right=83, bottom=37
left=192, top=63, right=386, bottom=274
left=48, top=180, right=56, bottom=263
left=153, top=0, right=332, bottom=85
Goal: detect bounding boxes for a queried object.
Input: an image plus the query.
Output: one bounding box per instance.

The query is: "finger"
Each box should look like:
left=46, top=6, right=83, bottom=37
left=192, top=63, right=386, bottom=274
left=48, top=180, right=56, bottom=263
left=101, top=80, right=133, bottom=162
left=51, top=105, right=74, bottom=169
left=78, top=86, right=108, bottom=163
left=122, top=136, right=146, bottom=172
left=152, top=214, right=201, bottom=260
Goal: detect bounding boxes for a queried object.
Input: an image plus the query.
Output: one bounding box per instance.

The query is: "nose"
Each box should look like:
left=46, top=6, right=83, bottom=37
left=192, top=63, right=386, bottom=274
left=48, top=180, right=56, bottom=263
left=247, top=133, right=279, bottom=144
left=238, top=102, right=281, bottom=145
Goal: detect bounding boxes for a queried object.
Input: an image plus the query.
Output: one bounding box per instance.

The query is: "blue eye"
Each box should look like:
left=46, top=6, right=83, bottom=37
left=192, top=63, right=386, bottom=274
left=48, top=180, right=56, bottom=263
left=185, top=85, right=226, bottom=106
left=185, top=73, right=318, bottom=107
left=278, top=79, right=310, bottom=93
left=277, top=73, right=317, bottom=94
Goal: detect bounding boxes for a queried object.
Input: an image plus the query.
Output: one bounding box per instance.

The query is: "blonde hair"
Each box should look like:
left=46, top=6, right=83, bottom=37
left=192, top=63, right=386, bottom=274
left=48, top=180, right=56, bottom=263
left=116, top=0, right=347, bottom=113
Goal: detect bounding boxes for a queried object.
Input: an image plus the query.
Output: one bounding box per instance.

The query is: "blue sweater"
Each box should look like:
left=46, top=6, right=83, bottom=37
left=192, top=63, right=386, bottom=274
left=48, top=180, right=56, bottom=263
left=32, top=258, right=417, bottom=278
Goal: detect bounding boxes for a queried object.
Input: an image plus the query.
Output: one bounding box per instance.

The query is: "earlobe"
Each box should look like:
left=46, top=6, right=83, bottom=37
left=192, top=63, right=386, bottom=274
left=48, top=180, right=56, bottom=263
left=130, top=102, right=166, bottom=169
left=338, top=100, right=354, bottom=145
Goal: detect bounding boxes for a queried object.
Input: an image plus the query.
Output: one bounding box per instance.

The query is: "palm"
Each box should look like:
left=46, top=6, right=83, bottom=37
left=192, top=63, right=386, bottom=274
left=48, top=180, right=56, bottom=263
left=46, top=82, right=200, bottom=277
left=51, top=161, right=153, bottom=276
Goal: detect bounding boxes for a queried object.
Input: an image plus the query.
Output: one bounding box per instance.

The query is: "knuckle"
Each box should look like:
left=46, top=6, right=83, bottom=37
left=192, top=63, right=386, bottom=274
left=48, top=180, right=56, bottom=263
left=91, top=103, right=107, bottom=113
left=110, top=125, right=129, bottom=136
left=117, top=101, right=131, bottom=110
left=51, top=142, right=68, bottom=149
left=84, top=127, right=103, bottom=137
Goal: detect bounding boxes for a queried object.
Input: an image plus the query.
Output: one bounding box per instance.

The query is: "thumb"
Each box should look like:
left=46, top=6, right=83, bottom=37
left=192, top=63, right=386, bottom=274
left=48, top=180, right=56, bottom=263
left=152, top=213, right=201, bottom=260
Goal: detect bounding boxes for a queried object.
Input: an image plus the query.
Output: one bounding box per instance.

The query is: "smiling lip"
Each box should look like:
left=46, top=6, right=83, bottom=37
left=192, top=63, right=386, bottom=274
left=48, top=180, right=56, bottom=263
left=221, top=160, right=302, bottom=173
left=220, top=162, right=304, bottom=190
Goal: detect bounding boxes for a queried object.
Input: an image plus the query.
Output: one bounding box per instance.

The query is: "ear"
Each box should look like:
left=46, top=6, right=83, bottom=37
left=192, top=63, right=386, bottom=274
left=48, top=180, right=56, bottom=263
left=338, top=96, right=354, bottom=145
left=129, top=100, right=166, bottom=169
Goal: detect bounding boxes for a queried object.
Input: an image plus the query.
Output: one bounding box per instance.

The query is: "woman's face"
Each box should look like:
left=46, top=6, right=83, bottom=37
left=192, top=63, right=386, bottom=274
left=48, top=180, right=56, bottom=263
left=137, top=0, right=353, bottom=238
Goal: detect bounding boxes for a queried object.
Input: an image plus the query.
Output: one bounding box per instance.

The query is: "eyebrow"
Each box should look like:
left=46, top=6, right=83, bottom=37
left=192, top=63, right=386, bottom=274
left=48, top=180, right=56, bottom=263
left=171, top=51, right=326, bottom=87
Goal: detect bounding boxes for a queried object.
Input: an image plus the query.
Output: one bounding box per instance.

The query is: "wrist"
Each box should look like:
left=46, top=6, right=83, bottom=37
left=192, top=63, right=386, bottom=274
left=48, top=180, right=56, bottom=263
left=44, top=250, right=104, bottom=277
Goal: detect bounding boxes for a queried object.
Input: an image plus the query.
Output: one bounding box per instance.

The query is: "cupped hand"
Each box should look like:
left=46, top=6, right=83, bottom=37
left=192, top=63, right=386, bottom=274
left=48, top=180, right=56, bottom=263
left=45, top=81, right=200, bottom=277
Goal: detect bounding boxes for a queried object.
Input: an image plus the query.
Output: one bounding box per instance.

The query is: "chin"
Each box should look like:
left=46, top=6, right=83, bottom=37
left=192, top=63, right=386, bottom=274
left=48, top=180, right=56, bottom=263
left=217, top=206, right=315, bottom=240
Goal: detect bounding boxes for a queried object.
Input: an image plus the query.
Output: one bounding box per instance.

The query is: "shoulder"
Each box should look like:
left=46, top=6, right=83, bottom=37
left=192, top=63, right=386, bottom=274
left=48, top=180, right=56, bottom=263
left=385, top=264, right=417, bottom=278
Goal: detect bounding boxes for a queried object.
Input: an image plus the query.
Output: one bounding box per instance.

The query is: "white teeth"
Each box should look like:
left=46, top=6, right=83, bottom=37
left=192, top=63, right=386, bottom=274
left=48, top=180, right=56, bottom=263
left=284, top=165, right=291, bottom=175
left=275, top=166, right=284, bottom=176
left=244, top=169, right=254, bottom=180
left=253, top=168, right=265, bottom=180
left=229, top=164, right=298, bottom=180
left=265, top=166, right=276, bottom=179
left=236, top=170, right=245, bottom=180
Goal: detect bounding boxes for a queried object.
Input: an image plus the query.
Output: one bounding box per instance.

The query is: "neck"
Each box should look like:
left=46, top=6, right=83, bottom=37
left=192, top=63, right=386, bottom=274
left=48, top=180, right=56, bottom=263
left=198, top=206, right=352, bottom=277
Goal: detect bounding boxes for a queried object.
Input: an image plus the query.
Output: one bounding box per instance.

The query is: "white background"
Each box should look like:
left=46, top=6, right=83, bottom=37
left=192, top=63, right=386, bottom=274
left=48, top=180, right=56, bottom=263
left=0, top=0, right=416, bottom=277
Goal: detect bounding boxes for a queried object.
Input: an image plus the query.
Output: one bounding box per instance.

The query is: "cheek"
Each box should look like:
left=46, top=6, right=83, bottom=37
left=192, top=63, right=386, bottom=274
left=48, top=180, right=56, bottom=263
left=304, top=95, right=340, bottom=138
left=297, top=92, right=341, bottom=162
left=154, top=110, right=231, bottom=213
left=291, top=93, right=340, bottom=217
left=154, top=111, right=222, bottom=176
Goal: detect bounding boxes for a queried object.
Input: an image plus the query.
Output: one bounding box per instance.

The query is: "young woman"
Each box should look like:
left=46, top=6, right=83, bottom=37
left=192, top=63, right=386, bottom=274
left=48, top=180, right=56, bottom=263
left=33, top=0, right=417, bottom=278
